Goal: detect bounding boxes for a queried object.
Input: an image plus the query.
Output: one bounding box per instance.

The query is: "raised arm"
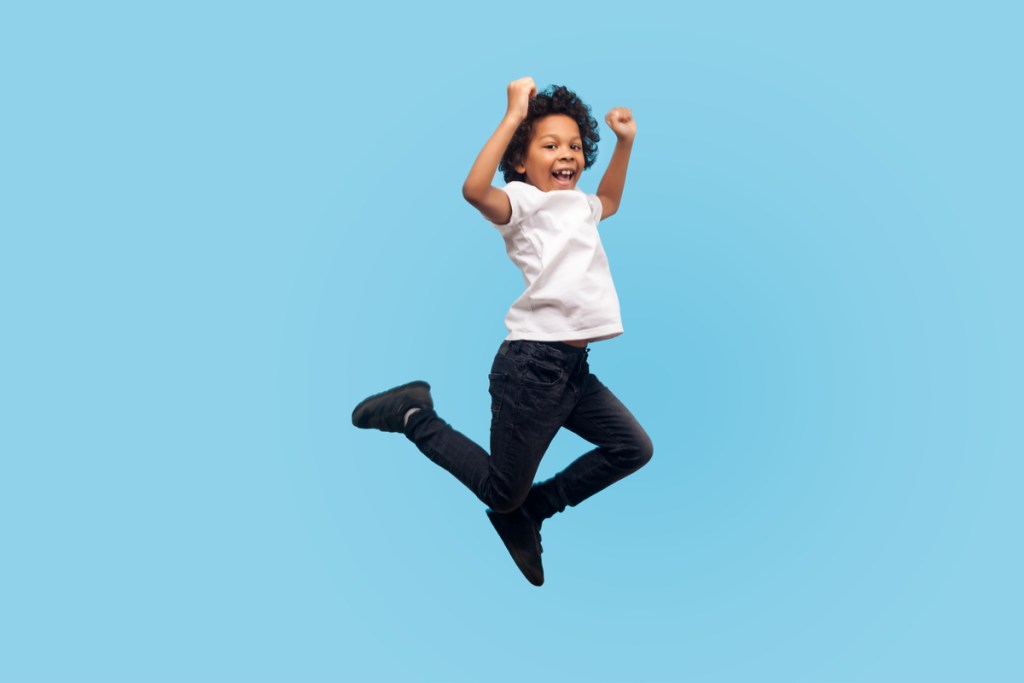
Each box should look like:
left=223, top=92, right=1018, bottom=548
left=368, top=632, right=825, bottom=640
left=596, top=107, right=637, bottom=221
left=462, top=77, right=536, bottom=225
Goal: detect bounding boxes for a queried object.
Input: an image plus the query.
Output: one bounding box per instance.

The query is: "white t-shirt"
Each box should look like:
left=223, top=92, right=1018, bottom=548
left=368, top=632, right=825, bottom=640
left=492, top=181, right=623, bottom=342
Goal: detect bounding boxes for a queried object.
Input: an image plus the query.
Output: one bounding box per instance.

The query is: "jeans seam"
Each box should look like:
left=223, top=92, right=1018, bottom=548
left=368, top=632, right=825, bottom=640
left=491, top=377, right=522, bottom=505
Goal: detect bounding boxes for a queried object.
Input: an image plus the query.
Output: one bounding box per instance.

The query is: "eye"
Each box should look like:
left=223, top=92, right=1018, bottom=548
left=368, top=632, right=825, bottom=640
left=571, top=144, right=582, bottom=151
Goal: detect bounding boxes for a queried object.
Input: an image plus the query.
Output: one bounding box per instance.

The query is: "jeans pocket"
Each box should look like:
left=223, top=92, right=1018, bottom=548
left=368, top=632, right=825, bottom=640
left=520, top=359, right=564, bottom=387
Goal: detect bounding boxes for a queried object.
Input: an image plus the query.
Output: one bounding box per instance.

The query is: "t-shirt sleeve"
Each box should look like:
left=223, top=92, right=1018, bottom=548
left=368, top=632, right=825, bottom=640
left=586, top=194, right=604, bottom=224
left=492, top=181, right=535, bottom=229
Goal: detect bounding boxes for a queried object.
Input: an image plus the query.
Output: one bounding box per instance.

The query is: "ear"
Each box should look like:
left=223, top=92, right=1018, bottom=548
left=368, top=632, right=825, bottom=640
left=512, top=153, right=526, bottom=174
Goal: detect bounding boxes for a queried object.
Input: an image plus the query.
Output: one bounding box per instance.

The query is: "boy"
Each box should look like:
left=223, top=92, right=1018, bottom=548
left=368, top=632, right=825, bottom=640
left=352, top=77, right=652, bottom=586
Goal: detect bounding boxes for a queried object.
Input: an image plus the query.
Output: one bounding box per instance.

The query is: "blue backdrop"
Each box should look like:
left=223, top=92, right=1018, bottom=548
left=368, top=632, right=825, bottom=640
left=2, top=1, right=1021, bottom=681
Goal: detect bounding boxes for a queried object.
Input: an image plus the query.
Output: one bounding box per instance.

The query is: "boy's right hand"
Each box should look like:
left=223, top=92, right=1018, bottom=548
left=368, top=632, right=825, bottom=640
left=463, top=77, right=534, bottom=225
left=506, top=77, right=537, bottom=122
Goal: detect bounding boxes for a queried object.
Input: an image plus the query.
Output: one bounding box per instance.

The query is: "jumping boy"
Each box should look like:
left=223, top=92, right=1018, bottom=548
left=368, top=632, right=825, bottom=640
left=352, top=77, right=652, bottom=586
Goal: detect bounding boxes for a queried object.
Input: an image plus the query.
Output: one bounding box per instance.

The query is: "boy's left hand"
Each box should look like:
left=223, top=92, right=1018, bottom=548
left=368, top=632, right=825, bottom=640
left=605, top=107, right=636, bottom=142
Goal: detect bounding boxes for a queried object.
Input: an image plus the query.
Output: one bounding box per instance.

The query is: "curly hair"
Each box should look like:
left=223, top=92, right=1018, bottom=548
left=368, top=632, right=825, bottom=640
left=499, top=85, right=600, bottom=183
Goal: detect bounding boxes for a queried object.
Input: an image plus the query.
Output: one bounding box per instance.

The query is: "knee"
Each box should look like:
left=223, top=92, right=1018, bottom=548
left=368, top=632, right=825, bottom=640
left=622, top=430, right=653, bottom=472
left=485, top=486, right=530, bottom=514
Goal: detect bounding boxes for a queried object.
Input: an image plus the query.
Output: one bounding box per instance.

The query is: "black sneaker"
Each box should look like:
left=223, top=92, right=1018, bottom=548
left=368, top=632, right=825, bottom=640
left=351, top=381, right=433, bottom=433
left=486, top=507, right=544, bottom=586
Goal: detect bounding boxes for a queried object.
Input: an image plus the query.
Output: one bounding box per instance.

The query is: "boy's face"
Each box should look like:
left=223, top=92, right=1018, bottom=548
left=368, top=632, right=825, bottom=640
left=516, top=114, right=585, bottom=192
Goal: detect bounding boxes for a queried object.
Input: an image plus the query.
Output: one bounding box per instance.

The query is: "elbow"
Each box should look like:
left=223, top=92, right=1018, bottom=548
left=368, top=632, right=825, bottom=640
left=462, top=183, right=481, bottom=207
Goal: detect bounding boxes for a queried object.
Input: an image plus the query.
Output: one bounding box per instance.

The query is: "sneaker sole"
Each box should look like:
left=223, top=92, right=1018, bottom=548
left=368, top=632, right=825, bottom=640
left=487, top=509, right=544, bottom=586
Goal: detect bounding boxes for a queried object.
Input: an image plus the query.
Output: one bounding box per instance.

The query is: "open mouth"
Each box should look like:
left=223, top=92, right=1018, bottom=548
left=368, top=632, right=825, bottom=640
left=552, top=169, right=576, bottom=185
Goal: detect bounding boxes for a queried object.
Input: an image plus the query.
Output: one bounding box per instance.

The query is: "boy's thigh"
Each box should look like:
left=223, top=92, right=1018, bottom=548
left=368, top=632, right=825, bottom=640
left=564, top=374, right=650, bottom=451
left=487, top=344, right=576, bottom=488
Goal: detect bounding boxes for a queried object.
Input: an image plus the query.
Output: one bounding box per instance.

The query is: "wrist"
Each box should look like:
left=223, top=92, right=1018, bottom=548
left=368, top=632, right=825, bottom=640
left=502, top=111, right=526, bottom=127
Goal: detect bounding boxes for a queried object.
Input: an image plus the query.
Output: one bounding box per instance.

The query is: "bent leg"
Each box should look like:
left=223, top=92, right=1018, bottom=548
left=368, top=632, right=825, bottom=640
left=404, top=341, right=577, bottom=512
left=525, top=373, right=653, bottom=521
left=403, top=407, right=494, bottom=501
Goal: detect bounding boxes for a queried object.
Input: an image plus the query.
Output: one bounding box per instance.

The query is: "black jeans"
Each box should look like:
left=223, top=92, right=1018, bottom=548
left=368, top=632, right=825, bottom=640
left=404, top=340, right=653, bottom=520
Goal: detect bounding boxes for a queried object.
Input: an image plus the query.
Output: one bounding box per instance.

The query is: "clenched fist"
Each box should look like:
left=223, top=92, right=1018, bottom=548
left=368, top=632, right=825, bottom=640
left=506, top=77, right=538, bottom=123
left=605, top=107, right=636, bottom=142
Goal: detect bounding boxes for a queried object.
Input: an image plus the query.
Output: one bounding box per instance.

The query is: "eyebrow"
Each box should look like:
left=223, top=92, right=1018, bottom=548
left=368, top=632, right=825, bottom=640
left=537, top=134, right=583, bottom=142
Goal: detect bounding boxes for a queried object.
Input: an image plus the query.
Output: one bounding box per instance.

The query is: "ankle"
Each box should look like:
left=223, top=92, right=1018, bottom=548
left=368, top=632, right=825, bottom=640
left=522, top=496, right=550, bottom=525
left=403, top=407, right=421, bottom=428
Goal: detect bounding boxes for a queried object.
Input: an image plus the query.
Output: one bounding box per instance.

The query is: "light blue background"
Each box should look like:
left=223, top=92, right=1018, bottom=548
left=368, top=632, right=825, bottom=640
left=2, top=1, right=1021, bottom=682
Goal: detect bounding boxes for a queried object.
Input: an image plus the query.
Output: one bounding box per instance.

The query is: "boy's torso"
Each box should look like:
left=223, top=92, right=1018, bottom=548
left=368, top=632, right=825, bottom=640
left=494, top=182, right=623, bottom=345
